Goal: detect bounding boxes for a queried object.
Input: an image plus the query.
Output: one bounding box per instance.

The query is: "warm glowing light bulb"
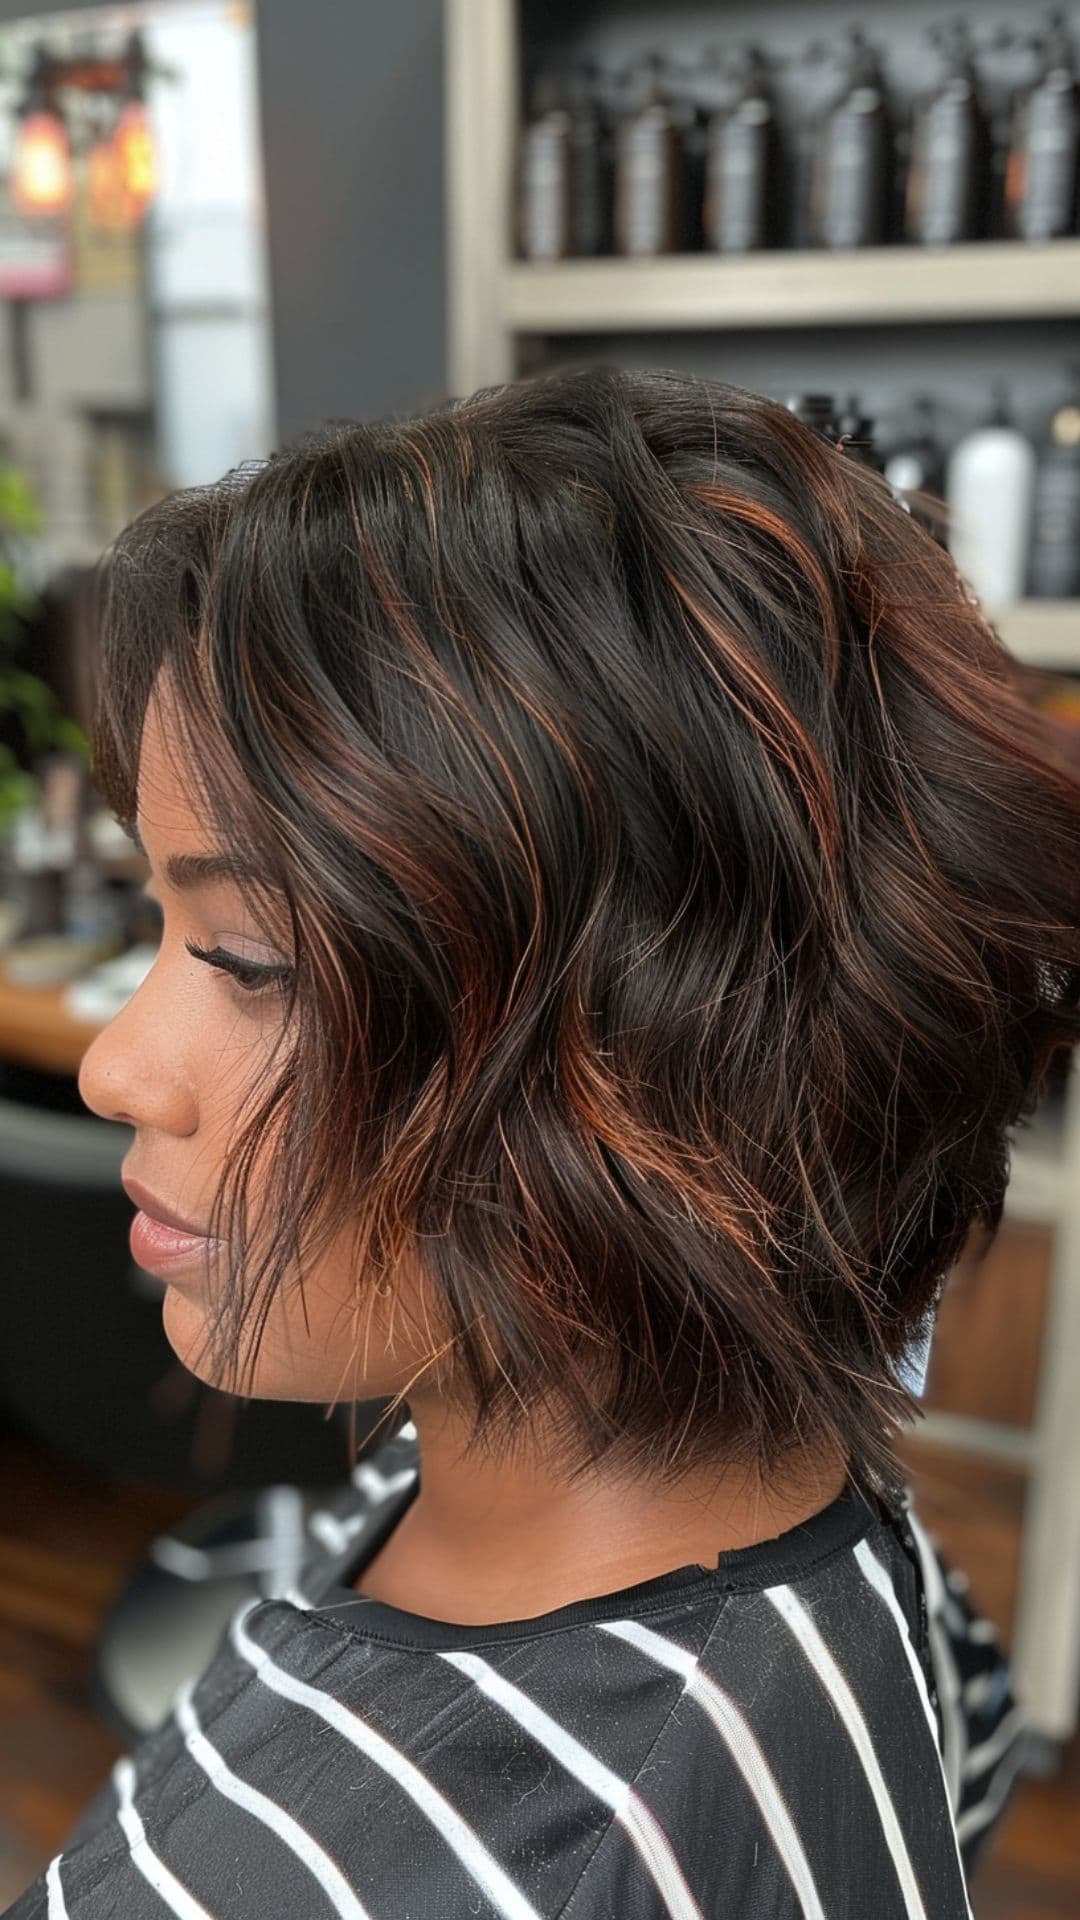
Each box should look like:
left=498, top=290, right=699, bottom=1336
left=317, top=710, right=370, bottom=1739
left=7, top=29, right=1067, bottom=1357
left=88, top=133, right=138, bottom=230
left=112, top=100, right=157, bottom=213
left=12, top=107, right=74, bottom=216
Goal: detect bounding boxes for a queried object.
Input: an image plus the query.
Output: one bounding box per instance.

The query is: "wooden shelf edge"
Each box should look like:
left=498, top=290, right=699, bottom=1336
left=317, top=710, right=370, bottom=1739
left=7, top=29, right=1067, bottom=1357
left=504, top=241, right=1080, bottom=334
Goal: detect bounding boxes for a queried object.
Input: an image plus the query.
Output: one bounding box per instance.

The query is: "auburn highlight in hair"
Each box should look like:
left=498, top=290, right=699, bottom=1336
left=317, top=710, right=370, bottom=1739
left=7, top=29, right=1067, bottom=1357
left=89, top=366, right=1080, bottom=1493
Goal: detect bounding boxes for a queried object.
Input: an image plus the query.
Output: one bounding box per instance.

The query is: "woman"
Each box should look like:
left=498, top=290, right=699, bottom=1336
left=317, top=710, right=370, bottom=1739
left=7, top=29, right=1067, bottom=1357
left=11, top=367, right=1077, bottom=1917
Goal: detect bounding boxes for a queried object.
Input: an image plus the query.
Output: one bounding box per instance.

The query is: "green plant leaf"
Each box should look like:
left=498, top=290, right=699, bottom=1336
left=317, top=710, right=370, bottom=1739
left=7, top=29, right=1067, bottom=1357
left=53, top=716, right=89, bottom=758
left=7, top=669, right=54, bottom=711
left=0, top=466, right=42, bottom=535
left=0, top=767, right=37, bottom=826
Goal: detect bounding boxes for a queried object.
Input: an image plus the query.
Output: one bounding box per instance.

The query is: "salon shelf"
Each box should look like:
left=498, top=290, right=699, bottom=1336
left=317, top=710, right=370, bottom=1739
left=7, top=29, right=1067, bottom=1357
left=502, top=241, right=1080, bottom=337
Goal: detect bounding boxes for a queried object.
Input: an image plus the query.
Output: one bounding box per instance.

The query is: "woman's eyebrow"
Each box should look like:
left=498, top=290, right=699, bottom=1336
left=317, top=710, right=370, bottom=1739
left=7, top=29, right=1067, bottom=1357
left=127, top=823, right=279, bottom=894
left=163, top=850, right=275, bottom=892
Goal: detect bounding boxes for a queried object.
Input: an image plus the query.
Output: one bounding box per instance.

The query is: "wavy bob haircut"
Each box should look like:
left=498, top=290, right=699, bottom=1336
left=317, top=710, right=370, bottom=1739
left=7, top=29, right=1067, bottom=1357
left=89, top=365, right=1080, bottom=1493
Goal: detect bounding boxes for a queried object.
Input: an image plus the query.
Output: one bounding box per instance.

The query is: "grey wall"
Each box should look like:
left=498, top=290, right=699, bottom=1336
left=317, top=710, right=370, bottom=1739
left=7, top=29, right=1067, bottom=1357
left=0, top=0, right=449, bottom=443
left=255, top=0, right=447, bottom=441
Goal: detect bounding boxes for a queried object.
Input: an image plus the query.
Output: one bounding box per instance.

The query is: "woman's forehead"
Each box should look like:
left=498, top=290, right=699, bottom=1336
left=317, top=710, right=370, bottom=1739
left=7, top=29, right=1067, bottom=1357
left=135, top=681, right=215, bottom=852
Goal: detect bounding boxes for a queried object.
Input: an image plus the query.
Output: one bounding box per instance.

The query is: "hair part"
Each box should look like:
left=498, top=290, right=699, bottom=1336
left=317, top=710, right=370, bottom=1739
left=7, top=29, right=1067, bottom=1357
left=90, top=364, right=1080, bottom=1493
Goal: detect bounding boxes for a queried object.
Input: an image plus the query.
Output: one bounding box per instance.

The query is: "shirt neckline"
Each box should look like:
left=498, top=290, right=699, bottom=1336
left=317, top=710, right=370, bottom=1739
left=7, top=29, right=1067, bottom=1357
left=303, top=1454, right=883, bottom=1651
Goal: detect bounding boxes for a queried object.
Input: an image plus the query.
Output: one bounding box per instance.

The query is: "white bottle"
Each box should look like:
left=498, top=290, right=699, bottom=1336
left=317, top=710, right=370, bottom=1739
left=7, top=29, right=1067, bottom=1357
left=946, top=389, right=1036, bottom=611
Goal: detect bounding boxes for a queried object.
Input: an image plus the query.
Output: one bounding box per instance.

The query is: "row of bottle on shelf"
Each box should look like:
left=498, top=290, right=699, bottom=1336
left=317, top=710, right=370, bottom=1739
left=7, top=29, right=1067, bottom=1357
left=520, top=11, right=1080, bottom=258
left=786, top=375, right=1080, bottom=609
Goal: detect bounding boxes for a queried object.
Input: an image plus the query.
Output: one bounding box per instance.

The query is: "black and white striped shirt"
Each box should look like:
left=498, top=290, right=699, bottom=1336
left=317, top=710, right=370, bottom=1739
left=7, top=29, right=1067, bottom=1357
left=8, top=1422, right=1024, bottom=1918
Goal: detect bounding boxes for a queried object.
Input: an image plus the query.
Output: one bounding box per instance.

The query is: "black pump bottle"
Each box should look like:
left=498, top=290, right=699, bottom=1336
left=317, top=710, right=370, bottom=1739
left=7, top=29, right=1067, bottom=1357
left=1004, top=12, right=1080, bottom=241
left=702, top=45, right=781, bottom=253
left=811, top=29, right=891, bottom=248
left=614, top=54, right=683, bottom=256
left=784, top=393, right=839, bottom=440
left=905, top=22, right=989, bottom=244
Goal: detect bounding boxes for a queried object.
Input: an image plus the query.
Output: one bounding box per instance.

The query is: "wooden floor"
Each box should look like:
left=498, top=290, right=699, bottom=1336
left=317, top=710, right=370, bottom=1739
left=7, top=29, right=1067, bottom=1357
left=1, top=1423, right=1078, bottom=1916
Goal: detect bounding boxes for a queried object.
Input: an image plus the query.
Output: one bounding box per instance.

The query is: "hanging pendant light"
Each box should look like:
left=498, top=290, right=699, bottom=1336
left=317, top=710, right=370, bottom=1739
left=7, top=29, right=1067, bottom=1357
left=112, top=98, right=157, bottom=215
left=88, top=124, right=133, bottom=230
left=12, top=32, right=160, bottom=232
left=12, top=52, right=74, bottom=217
left=12, top=110, right=75, bottom=214
left=111, top=32, right=157, bottom=222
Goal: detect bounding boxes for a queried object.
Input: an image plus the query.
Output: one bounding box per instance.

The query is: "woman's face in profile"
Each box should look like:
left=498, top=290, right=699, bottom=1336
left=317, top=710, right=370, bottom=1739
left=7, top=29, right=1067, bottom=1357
left=78, top=677, right=437, bottom=1408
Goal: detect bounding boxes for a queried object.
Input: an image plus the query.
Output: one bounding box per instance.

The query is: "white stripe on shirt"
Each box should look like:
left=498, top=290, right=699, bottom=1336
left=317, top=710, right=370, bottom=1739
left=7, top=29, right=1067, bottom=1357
left=765, top=1582, right=928, bottom=1920
left=230, top=1602, right=543, bottom=1920
left=174, top=1682, right=371, bottom=1920
left=905, top=1511, right=968, bottom=1810
left=45, top=1854, right=69, bottom=1920
left=442, top=1647, right=706, bottom=1920
left=113, top=1757, right=216, bottom=1919
left=600, top=1617, right=827, bottom=1920
left=853, top=1540, right=974, bottom=1920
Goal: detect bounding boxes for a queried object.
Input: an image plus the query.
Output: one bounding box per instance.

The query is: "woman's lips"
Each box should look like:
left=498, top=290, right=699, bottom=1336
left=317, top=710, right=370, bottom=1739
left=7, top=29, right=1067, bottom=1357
left=129, top=1209, right=222, bottom=1275
left=121, top=1175, right=207, bottom=1236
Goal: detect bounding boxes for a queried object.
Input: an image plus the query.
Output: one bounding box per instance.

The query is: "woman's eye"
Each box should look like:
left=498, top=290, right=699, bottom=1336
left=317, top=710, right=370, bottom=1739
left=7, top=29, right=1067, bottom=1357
left=184, top=938, right=293, bottom=998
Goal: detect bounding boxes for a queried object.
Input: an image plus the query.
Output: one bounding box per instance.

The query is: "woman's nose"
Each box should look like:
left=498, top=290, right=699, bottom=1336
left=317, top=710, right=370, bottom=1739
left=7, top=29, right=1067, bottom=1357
left=78, top=962, right=198, bottom=1137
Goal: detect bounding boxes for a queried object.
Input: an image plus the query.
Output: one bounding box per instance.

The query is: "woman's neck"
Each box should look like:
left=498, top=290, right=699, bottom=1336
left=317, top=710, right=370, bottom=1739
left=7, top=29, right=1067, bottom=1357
left=354, top=1395, right=850, bottom=1626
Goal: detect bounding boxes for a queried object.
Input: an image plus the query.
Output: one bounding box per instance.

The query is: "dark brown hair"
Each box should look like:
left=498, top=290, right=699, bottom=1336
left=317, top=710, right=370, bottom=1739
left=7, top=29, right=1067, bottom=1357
left=90, top=365, right=1080, bottom=1492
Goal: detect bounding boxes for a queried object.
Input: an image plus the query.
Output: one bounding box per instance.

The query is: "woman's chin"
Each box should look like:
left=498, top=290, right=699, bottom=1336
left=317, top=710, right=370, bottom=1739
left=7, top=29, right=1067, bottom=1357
left=160, top=1282, right=339, bottom=1401
left=161, top=1283, right=226, bottom=1387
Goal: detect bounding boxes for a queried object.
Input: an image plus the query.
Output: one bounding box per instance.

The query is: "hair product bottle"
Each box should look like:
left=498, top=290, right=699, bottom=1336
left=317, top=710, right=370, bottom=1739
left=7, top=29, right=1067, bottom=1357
left=784, top=393, right=839, bottom=439
left=985, top=56, right=1016, bottom=239
left=905, top=21, right=989, bottom=244
left=565, top=62, right=612, bottom=257
left=811, top=29, right=891, bottom=248
left=614, top=53, right=683, bottom=257
left=1028, top=369, right=1080, bottom=598
left=659, top=51, right=710, bottom=252
left=1004, top=12, right=1080, bottom=241
left=788, top=41, right=825, bottom=248
left=518, top=70, right=573, bottom=260
left=946, top=387, right=1036, bottom=609
left=885, top=396, right=947, bottom=496
left=702, top=45, right=781, bottom=253
left=835, top=395, right=886, bottom=470
left=884, top=396, right=948, bottom=540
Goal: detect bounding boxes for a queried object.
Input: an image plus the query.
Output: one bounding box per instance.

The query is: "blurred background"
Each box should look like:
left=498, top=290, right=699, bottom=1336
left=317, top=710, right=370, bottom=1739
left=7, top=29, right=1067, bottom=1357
left=0, top=1, right=1079, bottom=1912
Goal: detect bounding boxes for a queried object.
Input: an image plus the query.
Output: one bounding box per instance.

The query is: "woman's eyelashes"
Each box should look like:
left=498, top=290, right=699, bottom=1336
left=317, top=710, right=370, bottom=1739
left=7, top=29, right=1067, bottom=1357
left=183, top=937, right=294, bottom=999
